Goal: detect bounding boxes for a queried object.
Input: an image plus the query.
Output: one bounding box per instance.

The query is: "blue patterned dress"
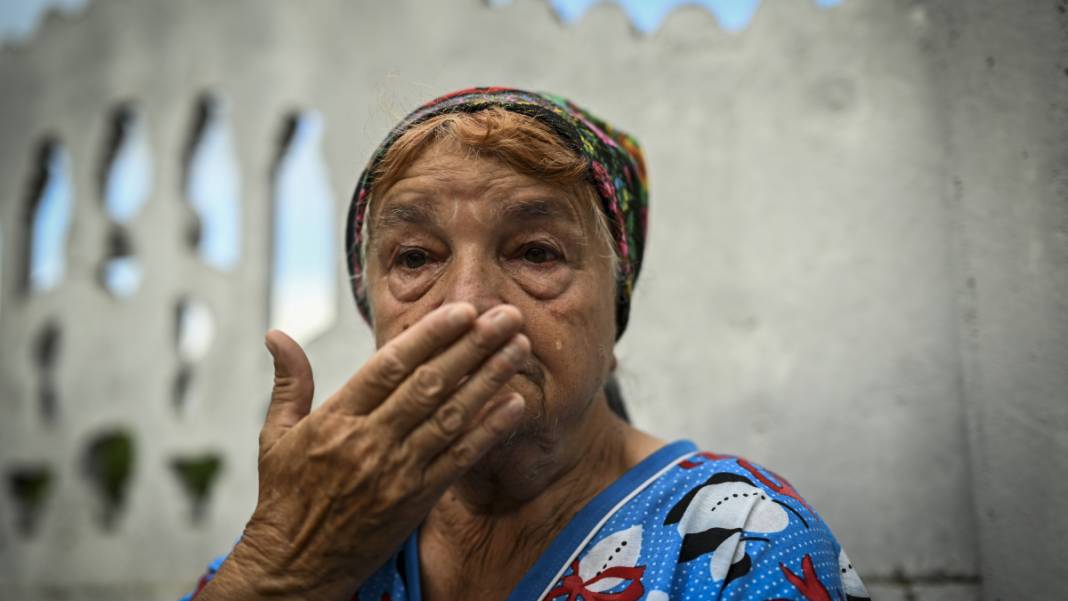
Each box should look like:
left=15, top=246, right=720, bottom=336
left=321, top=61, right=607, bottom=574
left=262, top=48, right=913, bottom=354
left=184, top=441, right=870, bottom=601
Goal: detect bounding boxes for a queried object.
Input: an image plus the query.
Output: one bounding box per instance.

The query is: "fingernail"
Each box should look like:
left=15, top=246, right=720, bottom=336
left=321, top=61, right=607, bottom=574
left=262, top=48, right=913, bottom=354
left=502, top=395, right=526, bottom=417
left=491, top=307, right=518, bottom=329
left=490, top=395, right=525, bottom=428
left=502, top=341, right=523, bottom=363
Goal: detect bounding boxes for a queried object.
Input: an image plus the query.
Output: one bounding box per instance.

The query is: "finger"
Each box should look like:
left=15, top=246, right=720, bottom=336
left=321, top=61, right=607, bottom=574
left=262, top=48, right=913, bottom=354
left=424, top=393, right=526, bottom=487
left=405, top=333, right=530, bottom=456
left=329, top=302, right=477, bottom=415
left=369, top=305, right=524, bottom=435
left=260, top=330, right=314, bottom=454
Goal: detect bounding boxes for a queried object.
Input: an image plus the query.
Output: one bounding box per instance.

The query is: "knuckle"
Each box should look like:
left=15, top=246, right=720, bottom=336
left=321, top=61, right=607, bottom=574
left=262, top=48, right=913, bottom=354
left=449, top=442, right=477, bottom=469
left=273, top=373, right=311, bottom=398
left=391, top=441, right=414, bottom=468
left=413, top=365, right=445, bottom=395
left=350, top=426, right=380, bottom=459
left=376, top=349, right=408, bottom=388
left=305, top=421, right=343, bottom=462
left=432, top=403, right=466, bottom=437
left=408, top=366, right=445, bottom=410
left=468, top=324, right=499, bottom=354
left=485, top=355, right=518, bottom=386
left=379, top=482, right=413, bottom=507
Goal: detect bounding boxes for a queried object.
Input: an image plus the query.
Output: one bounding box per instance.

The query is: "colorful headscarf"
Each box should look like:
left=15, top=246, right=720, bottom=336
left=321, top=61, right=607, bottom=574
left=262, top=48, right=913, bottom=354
left=345, top=86, right=649, bottom=339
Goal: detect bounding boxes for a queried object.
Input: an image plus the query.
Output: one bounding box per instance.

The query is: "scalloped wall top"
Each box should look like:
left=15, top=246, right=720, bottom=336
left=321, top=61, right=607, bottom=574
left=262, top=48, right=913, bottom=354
left=0, top=0, right=88, bottom=44
left=2, top=0, right=845, bottom=45
left=489, top=0, right=843, bottom=34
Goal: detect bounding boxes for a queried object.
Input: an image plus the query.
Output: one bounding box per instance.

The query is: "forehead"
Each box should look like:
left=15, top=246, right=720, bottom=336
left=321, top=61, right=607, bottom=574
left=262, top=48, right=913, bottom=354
left=368, top=141, right=593, bottom=231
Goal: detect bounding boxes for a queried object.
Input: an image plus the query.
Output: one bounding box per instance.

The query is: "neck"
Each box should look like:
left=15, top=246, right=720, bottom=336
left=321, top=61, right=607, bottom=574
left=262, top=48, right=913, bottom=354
left=419, top=395, right=664, bottom=598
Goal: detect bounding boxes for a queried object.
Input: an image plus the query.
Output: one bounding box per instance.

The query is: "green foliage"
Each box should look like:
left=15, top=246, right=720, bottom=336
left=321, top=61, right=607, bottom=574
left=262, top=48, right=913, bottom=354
left=84, top=430, right=134, bottom=528
left=171, top=455, right=222, bottom=501
left=8, top=466, right=53, bottom=535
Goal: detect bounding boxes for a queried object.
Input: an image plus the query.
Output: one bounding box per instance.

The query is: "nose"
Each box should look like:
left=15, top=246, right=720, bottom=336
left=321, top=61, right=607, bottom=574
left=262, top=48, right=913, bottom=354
left=441, top=247, right=505, bottom=315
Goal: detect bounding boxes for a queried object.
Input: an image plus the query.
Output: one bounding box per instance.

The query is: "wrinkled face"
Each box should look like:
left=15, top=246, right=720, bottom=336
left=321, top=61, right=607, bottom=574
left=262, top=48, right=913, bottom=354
left=363, top=139, right=618, bottom=447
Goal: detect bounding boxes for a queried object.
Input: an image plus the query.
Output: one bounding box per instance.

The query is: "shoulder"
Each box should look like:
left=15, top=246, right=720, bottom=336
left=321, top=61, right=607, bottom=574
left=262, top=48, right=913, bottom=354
left=624, top=449, right=825, bottom=535
left=665, top=450, right=819, bottom=527
left=592, top=448, right=871, bottom=600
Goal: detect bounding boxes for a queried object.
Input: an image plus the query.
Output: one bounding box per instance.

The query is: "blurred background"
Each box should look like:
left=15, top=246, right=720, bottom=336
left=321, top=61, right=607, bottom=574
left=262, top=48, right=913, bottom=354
left=0, top=1, right=1065, bottom=599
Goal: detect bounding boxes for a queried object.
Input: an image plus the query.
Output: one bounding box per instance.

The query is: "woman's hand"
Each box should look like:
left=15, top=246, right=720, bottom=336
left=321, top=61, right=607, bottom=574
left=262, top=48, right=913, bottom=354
left=198, top=302, right=530, bottom=600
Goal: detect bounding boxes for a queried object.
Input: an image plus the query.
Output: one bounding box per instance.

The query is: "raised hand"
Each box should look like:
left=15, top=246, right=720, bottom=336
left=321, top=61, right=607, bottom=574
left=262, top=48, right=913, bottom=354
left=198, top=302, right=530, bottom=601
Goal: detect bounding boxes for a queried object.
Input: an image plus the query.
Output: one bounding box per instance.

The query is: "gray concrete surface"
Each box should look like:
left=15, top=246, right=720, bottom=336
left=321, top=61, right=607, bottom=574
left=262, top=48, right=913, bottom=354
left=0, top=0, right=1064, bottom=599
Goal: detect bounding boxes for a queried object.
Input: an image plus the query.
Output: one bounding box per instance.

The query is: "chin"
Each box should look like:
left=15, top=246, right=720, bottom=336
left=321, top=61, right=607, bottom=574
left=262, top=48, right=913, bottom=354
left=500, top=376, right=560, bottom=444
left=469, top=393, right=565, bottom=479
left=466, top=431, right=558, bottom=502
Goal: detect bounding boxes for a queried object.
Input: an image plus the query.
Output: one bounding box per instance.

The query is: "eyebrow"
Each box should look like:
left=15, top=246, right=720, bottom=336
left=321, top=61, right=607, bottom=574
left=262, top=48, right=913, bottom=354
left=374, top=199, right=435, bottom=230
left=368, top=190, right=586, bottom=253
left=498, top=197, right=580, bottom=225
left=375, top=195, right=580, bottom=229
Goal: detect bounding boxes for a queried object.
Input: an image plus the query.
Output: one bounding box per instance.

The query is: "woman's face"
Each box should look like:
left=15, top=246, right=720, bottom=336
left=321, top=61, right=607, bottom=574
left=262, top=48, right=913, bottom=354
left=363, top=139, right=618, bottom=450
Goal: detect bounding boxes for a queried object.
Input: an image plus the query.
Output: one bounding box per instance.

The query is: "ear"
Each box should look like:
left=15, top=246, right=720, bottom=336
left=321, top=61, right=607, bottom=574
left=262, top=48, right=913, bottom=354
left=679, top=527, right=741, bottom=563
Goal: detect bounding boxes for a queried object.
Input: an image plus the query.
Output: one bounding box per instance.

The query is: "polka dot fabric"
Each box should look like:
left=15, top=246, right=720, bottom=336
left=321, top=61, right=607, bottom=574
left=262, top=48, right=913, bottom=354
left=181, top=443, right=870, bottom=601
left=351, top=443, right=870, bottom=601
left=344, top=86, right=649, bottom=339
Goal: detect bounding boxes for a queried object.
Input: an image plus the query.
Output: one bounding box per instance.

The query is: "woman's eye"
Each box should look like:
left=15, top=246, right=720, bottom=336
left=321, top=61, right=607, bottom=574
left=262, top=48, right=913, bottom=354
left=398, top=249, right=428, bottom=269
left=522, top=245, right=559, bottom=264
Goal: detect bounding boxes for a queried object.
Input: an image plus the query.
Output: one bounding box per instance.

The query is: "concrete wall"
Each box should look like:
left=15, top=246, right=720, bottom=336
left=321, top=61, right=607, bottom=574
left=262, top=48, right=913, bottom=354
left=0, top=1, right=1064, bottom=599
left=932, top=2, right=1068, bottom=598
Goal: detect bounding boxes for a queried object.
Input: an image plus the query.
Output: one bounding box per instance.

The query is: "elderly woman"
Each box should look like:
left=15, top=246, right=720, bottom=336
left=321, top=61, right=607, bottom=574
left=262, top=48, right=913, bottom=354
left=185, top=88, right=869, bottom=601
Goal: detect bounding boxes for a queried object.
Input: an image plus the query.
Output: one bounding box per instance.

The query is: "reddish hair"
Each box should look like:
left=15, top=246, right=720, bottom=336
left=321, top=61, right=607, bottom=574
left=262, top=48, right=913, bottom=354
left=363, top=108, right=616, bottom=266
left=372, top=107, right=588, bottom=195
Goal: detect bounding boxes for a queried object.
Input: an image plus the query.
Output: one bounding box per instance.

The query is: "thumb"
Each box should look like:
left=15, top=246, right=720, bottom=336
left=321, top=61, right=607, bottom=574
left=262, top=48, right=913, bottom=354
left=260, top=329, right=314, bottom=454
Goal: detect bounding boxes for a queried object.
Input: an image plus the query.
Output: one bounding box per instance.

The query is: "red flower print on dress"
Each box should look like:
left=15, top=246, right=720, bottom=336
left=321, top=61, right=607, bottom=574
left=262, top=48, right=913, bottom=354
left=678, top=451, right=731, bottom=469
left=544, top=526, right=646, bottom=601
left=736, top=458, right=812, bottom=513
left=777, top=554, right=832, bottom=601
left=678, top=452, right=812, bottom=513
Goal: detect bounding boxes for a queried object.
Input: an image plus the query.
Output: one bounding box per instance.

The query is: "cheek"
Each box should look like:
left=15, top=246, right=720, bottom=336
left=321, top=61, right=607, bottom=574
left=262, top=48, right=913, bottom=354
left=367, top=273, right=434, bottom=348
left=524, top=275, right=616, bottom=392
left=506, top=264, right=575, bottom=299
left=387, top=265, right=444, bottom=303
